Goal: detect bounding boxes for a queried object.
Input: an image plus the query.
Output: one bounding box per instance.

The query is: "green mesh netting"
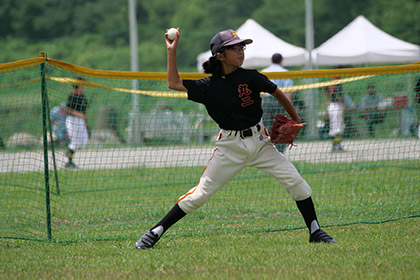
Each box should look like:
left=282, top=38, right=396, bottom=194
left=0, top=58, right=419, bottom=242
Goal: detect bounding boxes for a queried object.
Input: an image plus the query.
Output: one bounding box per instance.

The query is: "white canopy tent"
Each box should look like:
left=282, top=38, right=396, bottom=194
left=312, top=15, right=420, bottom=66
left=196, top=19, right=308, bottom=71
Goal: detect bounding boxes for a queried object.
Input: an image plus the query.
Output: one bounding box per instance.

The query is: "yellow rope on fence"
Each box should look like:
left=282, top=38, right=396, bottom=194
left=1, top=54, right=420, bottom=97
left=48, top=77, right=189, bottom=98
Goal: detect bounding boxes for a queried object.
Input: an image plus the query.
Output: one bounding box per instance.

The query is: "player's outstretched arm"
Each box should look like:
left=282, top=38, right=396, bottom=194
left=272, top=88, right=301, bottom=123
left=165, top=28, right=187, bottom=92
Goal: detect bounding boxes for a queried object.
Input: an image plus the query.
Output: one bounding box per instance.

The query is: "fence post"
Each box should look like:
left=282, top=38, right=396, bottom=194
left=45, top=79, right=60, bottom=196
left=40, top=52, right=52, bottom=241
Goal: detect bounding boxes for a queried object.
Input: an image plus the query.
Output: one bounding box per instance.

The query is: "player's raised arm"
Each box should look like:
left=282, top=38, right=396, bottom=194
left=165, top=28, right=187, bottom=92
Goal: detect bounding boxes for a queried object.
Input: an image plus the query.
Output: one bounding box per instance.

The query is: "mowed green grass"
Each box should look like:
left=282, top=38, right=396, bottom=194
left=1, top=159, right=419, bottom=244
left=1, top=160, right=419, bottom=279
left=1, top=217, right=419, bottom=279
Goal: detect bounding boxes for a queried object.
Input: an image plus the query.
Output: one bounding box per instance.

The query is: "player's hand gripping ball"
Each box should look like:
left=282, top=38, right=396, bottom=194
left=270, top=114, right=306, bottom=146
left=167, top=28, right=178, bottom=40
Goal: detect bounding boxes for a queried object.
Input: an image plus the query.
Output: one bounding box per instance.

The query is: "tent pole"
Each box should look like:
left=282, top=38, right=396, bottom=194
left=304, top=0, right=318, bottom=140
left=305, top=0, right=314, bottom=70
left=128, top=0, right=143, bottom=145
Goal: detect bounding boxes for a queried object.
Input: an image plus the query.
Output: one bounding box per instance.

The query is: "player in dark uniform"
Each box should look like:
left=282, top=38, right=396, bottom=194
left=64, top=77, right=89, bottom=169
left=134, top=29, right=335, bottom=249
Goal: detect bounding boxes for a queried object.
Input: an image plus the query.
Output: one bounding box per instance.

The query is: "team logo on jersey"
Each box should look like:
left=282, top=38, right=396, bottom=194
left=237, top=84, right=254, bottom=107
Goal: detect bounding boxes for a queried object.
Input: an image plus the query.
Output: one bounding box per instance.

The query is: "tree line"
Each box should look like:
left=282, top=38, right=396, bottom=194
left=1, top=0, right=419, bottom=71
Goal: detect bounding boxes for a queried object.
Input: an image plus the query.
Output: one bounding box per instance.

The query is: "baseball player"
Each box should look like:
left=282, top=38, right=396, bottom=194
left=135, top=28, right=335, bottom=249
left=327, top=87, right=345, bottom=152
left=64, top=77, right=89, bottom=169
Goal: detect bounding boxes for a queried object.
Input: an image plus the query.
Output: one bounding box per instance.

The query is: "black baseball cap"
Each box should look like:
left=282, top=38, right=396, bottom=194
left=272, top=53, right=283, bottom=63
left=210, top=29, right=253, bottom=56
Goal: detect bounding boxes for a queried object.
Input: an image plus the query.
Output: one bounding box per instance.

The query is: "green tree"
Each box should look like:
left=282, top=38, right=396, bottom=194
left=1, top=0, right=419, bottom=71
left=312, top=0, right=369, bottom=46
left=8, top=0, right=77, bottom=39
left=0, top=0, right=13, bottom=37
left=367, top=0, right=420, bottom=44
left=252, top=0, right=305, bottom=47
left=72, top=0, right=130, bottom=45
left=165, top=0, right=263, bottom=69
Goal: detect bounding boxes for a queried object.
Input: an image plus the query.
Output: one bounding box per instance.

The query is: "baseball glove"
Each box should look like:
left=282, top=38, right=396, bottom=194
left=269, top=114, right=306, bottom=146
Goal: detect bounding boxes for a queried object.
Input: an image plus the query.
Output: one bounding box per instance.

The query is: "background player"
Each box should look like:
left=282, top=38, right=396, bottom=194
left=134, top=28, right=335, bottom=249
left=327, top=88, right=345, bottom=151
left=64, top=77, right=89, bottom=169
left=261, top=53, right=295, bottom=153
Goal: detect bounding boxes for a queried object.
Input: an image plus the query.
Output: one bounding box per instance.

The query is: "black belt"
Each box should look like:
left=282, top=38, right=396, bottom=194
left=237, top=124, right=261, bottom=138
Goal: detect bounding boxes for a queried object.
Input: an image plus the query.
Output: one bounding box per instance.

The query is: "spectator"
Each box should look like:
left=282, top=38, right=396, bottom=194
left=360, top=84, right=385, bottom=137
left=415, top=77, right=420, bottom=138
left=392, top=92, right=416, bottom=136
left=49, top=103, right=68, bottom=147
left=261, top=53, right=295, bottom=153
left=64, top=77, right=90, bottom=169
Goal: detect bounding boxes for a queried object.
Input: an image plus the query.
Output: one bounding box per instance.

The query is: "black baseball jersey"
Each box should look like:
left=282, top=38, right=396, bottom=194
left=183, top=68, right=277, bottom=130
left=66, top=90, right=88, bottom=113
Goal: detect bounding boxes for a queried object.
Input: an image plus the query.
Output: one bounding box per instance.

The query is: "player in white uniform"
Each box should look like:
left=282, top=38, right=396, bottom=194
left=327, top=89, right=345, bottom=151
left=134, top=29, right=335, bottom=249
left=64, top=77, right=89, bottom=169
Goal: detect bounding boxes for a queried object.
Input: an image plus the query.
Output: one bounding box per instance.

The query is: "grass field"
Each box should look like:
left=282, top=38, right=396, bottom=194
left=1, top=159, right=419, bottom=243
left=1, top=155, right=419, bottom=279
left=1, top=217, right=419, bottom=279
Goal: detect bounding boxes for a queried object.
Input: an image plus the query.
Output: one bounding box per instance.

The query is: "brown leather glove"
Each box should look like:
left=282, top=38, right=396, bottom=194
left=270, top=114, right=305, bottom=146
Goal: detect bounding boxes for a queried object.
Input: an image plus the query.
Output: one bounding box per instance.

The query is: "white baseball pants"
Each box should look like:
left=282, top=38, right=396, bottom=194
left=65, top=115, right=89, bottom=151
left=178, top=122, right=312, bottom=214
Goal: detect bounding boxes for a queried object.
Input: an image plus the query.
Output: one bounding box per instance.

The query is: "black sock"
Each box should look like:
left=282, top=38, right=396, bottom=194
left=151, top=203, right=186, bottom=236
left=296, top=197, right=319, bottom=233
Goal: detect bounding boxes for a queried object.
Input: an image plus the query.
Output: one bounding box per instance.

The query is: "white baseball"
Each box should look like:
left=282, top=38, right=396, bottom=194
left=167, top=28, right=178, bottom=40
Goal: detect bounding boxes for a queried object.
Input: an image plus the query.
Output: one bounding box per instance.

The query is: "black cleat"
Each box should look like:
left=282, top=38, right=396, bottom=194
left=134, top=230, right=160, bottom=249
left=64, top=162, right=77, bottom=169
left=309, top=229, right=336, bottom=243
